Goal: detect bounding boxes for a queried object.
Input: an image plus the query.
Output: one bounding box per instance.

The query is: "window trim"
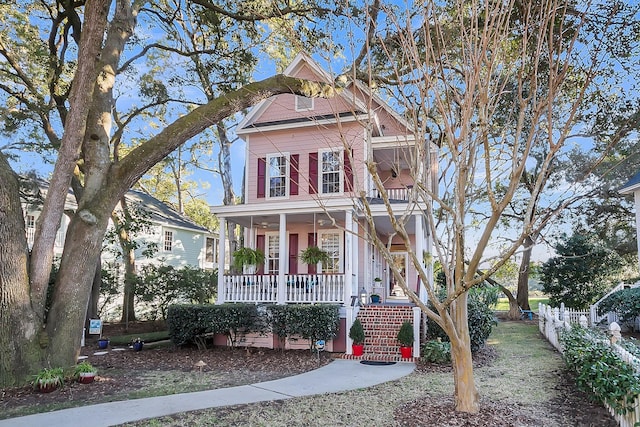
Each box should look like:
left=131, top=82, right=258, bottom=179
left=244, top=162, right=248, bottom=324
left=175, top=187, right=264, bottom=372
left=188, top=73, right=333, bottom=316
left=266, top=152, right=290, bottom=199
left=318, top=148, right=343, bottom=195
left=163, top=230, right=174, bottom=252
left=317, top=230, right=343, bottom=273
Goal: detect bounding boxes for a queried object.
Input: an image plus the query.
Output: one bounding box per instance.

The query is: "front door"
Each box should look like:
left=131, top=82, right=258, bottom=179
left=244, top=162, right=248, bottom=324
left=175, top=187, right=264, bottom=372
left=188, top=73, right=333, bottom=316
left=389, top=252, right=409, bottom=300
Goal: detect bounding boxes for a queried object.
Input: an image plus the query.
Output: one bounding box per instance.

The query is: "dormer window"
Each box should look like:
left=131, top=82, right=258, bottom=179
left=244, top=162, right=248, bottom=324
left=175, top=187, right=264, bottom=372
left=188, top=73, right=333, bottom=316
left=295, top=95, right=314, bottom=111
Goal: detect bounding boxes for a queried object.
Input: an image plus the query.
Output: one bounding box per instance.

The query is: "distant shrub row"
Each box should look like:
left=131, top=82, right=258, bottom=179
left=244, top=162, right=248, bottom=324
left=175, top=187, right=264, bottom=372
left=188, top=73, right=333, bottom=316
left=166, top=303, right=340, bottom=350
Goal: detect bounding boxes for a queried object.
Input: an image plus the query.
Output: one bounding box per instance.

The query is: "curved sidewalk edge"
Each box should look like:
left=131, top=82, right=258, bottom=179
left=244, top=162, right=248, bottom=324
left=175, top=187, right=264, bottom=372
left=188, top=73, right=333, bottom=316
left=0, top=360, right=415, bottom=427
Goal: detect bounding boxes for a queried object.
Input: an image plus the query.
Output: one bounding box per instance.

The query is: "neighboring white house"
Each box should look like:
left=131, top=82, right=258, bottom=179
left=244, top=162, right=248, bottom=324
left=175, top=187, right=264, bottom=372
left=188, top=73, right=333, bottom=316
left=22, top=182, right=219, bottom=272
left=619, top=171, right=640, bottom=273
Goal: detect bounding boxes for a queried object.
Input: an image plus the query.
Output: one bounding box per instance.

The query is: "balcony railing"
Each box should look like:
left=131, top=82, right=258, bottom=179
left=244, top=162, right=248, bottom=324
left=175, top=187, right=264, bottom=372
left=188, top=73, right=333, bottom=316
left=221, top=274, right=345, bottom=304
left=368, top=187, right=412, bottom=201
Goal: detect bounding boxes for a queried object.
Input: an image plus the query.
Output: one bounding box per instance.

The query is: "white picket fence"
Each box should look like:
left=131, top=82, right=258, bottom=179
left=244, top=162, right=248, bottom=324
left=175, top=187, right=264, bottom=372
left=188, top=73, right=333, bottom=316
left=538, top=303, right=640, bottom=427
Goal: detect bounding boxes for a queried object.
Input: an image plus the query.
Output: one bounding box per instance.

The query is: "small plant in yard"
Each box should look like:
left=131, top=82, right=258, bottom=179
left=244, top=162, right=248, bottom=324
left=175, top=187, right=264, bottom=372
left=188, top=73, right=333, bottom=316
left=32, top=367, right=64, bottom=391
left=397, top=321, right=414, bottom=347
left=349, top=319, right=365, bottom=345
left=422, top=339, right=451, bottom=364
left=74, top=361, right=97, bottom=383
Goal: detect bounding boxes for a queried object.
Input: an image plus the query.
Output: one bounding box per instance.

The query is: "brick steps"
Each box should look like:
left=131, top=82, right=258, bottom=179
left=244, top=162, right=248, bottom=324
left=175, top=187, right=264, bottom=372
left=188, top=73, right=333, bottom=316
left=344, top=304, right=417, bottom=360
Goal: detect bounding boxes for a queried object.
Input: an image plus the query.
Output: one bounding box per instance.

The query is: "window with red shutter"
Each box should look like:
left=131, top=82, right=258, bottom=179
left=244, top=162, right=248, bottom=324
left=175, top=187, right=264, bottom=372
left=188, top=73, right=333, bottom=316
left=257, top=157, right=266, bottom=198
left=309, top=152, right=318, bottom=194
left=344, top=149, right=353, bottom=191
left=290, top=154, right=299, bottom=196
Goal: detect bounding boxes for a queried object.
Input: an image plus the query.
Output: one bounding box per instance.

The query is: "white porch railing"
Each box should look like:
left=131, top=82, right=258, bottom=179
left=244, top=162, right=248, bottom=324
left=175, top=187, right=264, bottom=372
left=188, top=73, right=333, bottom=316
left=222, top=274, right=345, bottom=304
left=285, top=274, right=345, bottom=303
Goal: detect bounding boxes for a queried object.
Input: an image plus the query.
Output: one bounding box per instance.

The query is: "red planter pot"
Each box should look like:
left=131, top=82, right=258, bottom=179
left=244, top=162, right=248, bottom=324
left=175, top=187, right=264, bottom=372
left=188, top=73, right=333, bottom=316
left=78, top=373, right=96, bottom=384
left=400, top=346, right=413, bottom=359
left=352, top=344, right=364, bottom=356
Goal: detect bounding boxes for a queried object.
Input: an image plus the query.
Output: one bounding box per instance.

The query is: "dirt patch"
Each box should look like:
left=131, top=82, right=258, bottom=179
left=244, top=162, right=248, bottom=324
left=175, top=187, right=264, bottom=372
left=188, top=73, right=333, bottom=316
left=0, top=327, right=332, bottom=419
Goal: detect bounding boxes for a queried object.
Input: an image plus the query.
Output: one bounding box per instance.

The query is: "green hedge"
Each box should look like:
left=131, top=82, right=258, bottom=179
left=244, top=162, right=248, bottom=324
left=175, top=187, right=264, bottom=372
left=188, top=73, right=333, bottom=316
left=167, top=303, right=340, bottom=351
left=166, top=304, right=266, bottom=348
left=267, top=304, right=340, bottom=350
left=560, top=326, right=640, bottom=415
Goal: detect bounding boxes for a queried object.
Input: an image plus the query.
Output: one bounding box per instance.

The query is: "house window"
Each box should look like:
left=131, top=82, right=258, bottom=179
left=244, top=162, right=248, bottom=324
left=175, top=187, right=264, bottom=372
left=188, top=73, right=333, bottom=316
left=205, top=237, right=217, bottom=263
left=25, top=214, right=35, bottom=247
left=321, top=150, right=341, bottom=194
left=164, top=230, right=173, bottom=252
left=266, top=234, right=279, bottom=274
left=295, top=95, right=314, bottom=111
left=319, top=231, right=341, bottom=273
left=268, top=154, right=288, bottom=198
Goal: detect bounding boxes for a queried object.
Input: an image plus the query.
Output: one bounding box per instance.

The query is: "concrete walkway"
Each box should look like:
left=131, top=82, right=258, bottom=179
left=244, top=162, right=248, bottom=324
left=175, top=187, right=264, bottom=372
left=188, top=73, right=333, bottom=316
left=0, top=360, right=415, bottom=427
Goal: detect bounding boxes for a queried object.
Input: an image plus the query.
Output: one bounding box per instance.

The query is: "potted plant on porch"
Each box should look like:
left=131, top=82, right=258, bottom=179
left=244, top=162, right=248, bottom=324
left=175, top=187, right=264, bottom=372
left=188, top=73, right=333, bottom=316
left=232, top=247, right=265, bottom=274
left=349, top=318, right=365, bottom=356
left=74, top=361, right=97, bottom=384
left=397, top=321, right=414, bottom=359
left=370, top=293, right=381, bottom=303
left=300, top=245, right=330, bottom=266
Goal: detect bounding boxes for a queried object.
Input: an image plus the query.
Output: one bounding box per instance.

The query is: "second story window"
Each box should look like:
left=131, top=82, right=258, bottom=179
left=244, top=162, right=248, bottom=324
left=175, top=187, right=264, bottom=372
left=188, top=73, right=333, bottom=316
left=321, top=150, right=341, bottom=194
left=268, top=154, right=288, bottom=198
left=164, top=230, right=173, bottom=252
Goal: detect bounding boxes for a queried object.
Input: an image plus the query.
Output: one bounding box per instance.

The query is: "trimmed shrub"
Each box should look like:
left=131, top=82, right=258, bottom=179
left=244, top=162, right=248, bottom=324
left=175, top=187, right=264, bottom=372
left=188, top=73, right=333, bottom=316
left=273, top=304, right=341, bottom=351
left=560, top=326, right=640, bottom=415
left=166, top=304, right=264, bottom=348
left=597, top=287, right=640, bottom=327
left=422, top=339, right=451, bottom=364
left=349, top=319, right=365, bottom=345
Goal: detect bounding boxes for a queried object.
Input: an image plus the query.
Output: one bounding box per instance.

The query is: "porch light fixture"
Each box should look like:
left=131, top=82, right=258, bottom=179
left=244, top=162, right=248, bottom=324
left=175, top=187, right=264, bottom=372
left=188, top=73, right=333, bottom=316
left=359, top=287, right=367, bottom=306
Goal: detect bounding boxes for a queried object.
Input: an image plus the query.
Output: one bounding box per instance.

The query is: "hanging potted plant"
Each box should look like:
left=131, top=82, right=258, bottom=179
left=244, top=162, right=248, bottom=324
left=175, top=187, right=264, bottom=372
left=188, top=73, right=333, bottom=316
left=74, top=361, right=97, bottom=384
left=232, top=247, right=265, bottom=274
left=349, top=318, right=365, bottom=356
left=33, top=367, right=64, bottom=393
left=397, top=320, right=414, bottom=359
left=300, top=245, right=330, bottom=266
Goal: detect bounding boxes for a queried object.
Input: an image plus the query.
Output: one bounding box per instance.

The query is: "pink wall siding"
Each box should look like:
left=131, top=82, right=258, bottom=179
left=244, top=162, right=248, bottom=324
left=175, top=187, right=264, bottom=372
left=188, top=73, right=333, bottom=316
left=255, top=93, right=358, bottom=124
left=246, top=124, right=365, bottom=204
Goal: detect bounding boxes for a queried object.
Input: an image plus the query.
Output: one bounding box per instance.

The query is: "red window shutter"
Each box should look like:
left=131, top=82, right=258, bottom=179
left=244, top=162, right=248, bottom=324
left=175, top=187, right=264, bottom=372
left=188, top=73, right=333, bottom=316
left=289, top=233, right=298, bottom=274
left=257, top=157, right=266, bottom=198
left=256, top=234, right=265, bottom=275
left=290, top=154, right=299, bottom=196
left=307, top=232, right=317, bottom=274
left=309, top=152, right=318, bottom=194
left=344, top=149, right=353, bottom=192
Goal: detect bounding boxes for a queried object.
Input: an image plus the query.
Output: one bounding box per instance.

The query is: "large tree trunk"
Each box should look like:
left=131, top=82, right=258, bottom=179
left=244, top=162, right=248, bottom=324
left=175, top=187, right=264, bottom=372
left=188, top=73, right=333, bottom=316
left=0, top=155, right=44, bottom=386
left=44, top=203, right=112, bottom=368
left=516, top=235, right=534, bottom=310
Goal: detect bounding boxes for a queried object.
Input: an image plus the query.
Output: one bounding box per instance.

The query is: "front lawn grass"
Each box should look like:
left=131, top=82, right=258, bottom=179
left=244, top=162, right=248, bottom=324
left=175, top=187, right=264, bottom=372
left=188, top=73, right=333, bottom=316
left=493, top=296, right=548, bottom=312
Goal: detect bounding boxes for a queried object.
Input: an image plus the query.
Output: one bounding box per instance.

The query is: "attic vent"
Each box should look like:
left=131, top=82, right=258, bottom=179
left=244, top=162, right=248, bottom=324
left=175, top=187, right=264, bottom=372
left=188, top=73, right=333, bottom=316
left=295, top=95, right=314, bottom=111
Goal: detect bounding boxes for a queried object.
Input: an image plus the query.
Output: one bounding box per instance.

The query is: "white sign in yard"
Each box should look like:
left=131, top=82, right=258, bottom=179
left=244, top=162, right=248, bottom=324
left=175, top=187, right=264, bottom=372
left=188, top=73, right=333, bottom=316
left=89, top=319, right=102, bottom=335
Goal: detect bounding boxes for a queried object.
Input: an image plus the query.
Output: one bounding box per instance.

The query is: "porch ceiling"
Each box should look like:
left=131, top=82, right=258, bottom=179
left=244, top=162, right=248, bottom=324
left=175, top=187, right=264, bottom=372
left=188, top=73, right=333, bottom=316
left=220, top=208, right=420, bottom=237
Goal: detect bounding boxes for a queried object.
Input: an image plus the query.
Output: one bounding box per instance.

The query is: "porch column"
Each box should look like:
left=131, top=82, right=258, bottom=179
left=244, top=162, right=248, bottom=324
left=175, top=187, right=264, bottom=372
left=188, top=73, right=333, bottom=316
left=277, top=213, right=287, bottom=305
left=344, top=209, right=354, bottom=304
left=415, top=214, right=428, bottom=304
left=412, top=306, right=421, bottom=357
left=216, top=217, right=227, bottom=305
left=346, top=306, right=355, bottom=355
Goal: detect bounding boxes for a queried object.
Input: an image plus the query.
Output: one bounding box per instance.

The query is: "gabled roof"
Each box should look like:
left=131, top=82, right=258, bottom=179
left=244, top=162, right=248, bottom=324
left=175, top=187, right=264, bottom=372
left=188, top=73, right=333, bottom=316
left=125, top=190, right=210, bottom=234
left=236, top=52, right=413, bottom=135
left=25, top=180, right=210, bottom=234
left=620, top=170, right=640, bottom=194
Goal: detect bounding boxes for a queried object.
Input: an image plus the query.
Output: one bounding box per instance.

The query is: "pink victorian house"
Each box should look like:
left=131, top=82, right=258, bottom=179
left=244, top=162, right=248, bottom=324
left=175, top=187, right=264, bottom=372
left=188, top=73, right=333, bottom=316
left=212, top=53, right=433, bottom=359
